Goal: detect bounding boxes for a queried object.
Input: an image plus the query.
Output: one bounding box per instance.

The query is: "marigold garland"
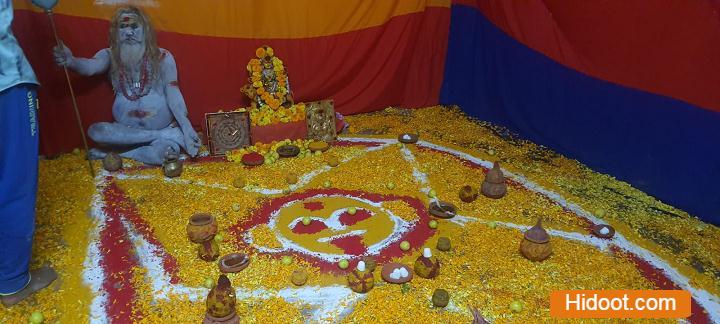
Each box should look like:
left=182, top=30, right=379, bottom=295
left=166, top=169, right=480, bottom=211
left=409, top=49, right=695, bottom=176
left=243, top=46, right=305, bottom=126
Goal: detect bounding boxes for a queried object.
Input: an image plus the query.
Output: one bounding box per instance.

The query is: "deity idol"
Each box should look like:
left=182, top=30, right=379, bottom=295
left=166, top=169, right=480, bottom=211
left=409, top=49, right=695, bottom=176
left=53, top=6, right=200, bottom=165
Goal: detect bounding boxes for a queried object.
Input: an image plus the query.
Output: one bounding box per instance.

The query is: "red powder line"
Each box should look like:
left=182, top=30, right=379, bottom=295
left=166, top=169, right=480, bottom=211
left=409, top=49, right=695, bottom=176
left=303, top=201, right=325, bottom=211
left=338, top=209, right=372, bottom=226
left=100, top=185, right=142, bottom=323
left=103, top=181, right=182, bottom=284
left=291, top=219, right=329, bottom=234
left=230, top=188, right=435, bottom=273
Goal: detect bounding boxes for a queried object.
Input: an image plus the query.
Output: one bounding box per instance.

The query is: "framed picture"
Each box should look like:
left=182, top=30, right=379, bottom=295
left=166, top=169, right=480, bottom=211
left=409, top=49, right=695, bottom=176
left=305, top=99, right=336, bottom=142
left=205, top=111, right=251, bottom=156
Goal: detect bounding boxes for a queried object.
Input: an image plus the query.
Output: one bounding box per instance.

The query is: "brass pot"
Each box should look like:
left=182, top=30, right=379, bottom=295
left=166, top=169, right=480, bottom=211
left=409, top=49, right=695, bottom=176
left=162, top=153, right=183, bottom=178
left=187, top=213, right=218, bottom=243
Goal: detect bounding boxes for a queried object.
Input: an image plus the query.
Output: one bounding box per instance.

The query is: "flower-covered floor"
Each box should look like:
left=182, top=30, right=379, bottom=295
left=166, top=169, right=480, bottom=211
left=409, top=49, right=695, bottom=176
left=2, top=106, right=719, bottom=323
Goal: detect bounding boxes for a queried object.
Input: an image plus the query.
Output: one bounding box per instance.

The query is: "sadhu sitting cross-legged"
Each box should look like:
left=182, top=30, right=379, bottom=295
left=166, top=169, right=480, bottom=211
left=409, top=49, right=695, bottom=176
left=53, top=6, right=200, bottom=165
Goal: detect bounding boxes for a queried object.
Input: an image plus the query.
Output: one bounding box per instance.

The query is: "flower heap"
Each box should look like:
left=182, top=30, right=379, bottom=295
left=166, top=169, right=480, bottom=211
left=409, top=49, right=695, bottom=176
left=246, top=46, right=306, bottom=126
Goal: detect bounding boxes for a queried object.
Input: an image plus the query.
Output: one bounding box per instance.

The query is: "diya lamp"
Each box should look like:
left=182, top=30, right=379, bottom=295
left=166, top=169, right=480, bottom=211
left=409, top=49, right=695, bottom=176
left=347, top=261, right=374, bottom=293
left=398, top=133, right=419, bottom=144
left=481, top=162, right=506, bottom=199
left=414, top=248, right=440, bottom=279
left=102, top=152, right=122, bottom=172
left=187, top=213, right=220, bottom=262
left=162, top=152, right=183, bottom=178
left=459, top=185, right=478, bottom=203
left=519, top=218, right=552, bottom=261
left=592, top=224, right=615, bottom=239
left=203, top=275, right=239, bottom=324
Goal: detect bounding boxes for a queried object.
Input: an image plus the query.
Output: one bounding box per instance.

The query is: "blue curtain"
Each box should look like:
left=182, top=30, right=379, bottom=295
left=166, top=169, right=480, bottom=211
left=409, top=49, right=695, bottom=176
left=440, top=5, right=720, bottom=224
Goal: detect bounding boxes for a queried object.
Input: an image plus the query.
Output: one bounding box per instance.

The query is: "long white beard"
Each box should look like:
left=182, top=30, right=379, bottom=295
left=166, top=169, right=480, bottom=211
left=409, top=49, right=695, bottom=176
left=119, top=42, right=146, bottom=71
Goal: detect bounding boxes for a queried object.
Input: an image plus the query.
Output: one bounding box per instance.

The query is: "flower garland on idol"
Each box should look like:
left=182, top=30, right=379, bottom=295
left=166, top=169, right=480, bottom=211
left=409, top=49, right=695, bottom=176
left=245, top=46, right=305, bottom=126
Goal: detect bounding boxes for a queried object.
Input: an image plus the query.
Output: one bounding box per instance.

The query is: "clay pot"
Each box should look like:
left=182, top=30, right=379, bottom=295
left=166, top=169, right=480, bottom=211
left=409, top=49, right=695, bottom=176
left=219, top=253, right=250, bottom=273
left=199, top=240, right=220, bottom=262
left=285, top=172, right=298, bottom=185
left=519, top=219, right=552, bottom=262
left=459, top=185, right=478, bottom=203
left=432, top=289, right=450, bottom=307
left=437, top=237, right=451, bottom=252
left=347, top=269, right=374, bottom=293
left=206, top=275, right=236, bottom=318
left=291, top=269, right=308, bottom=286
left=361, top=256, right=377, bottom=272
left=102, top=152, right=122, bottom=171
left=162, top=153, right=183, bottom=178
left=414, top=248, right=440, bottom=279
left=187, top=213, right=218, bottom=243
left=232, top=177, right=245, bottom=188
left=203, top=312, right=239, bottom=324
left=481, top=162, right=507, bottom=199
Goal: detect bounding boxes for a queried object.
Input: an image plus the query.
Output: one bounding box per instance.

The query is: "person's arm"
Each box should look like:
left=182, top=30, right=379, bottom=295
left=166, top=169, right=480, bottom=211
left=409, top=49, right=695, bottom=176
left=53, top=45, right=110, bottom=76
left=160, top=50, right=200, bottom=156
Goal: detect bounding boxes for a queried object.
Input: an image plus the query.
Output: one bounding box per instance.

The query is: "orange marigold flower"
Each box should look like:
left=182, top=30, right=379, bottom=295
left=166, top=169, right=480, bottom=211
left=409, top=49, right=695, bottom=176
left=256, top=47, right=266, bottom=58
left=256, top=87, right=265, bottom=95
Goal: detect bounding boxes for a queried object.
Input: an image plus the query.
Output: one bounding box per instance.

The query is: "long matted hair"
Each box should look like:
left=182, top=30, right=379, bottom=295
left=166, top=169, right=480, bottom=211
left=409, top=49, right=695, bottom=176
left=108, top=6, right=161, bottom=81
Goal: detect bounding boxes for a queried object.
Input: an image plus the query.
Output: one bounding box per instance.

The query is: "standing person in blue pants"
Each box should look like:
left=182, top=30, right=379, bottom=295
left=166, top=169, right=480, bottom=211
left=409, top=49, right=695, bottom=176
left=0, top=0, right=57, bottom=307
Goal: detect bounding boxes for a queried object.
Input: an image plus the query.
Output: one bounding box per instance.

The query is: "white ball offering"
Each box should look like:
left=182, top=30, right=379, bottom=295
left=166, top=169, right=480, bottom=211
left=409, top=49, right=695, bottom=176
left=357, top=261, right=366, bottom=272
left=599, top=226, right=610, bottom=235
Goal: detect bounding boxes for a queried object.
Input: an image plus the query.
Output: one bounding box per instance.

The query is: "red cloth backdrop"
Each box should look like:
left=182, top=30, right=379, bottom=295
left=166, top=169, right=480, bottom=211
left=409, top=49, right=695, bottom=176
left=455, top=0, right=720, bottom=113
left=11, top=0, right=450, bottom=156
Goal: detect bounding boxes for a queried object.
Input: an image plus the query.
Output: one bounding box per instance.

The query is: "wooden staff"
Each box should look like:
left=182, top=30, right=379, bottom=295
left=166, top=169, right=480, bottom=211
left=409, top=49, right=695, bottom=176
left=42, top=9, right=95, bottom=177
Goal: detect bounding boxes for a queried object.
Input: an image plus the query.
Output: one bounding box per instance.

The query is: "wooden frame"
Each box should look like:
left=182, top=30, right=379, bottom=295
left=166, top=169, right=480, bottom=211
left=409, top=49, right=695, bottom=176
left=305, top=99, right=336, bottom=142
left=205, top=111, right=251, bottom=156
